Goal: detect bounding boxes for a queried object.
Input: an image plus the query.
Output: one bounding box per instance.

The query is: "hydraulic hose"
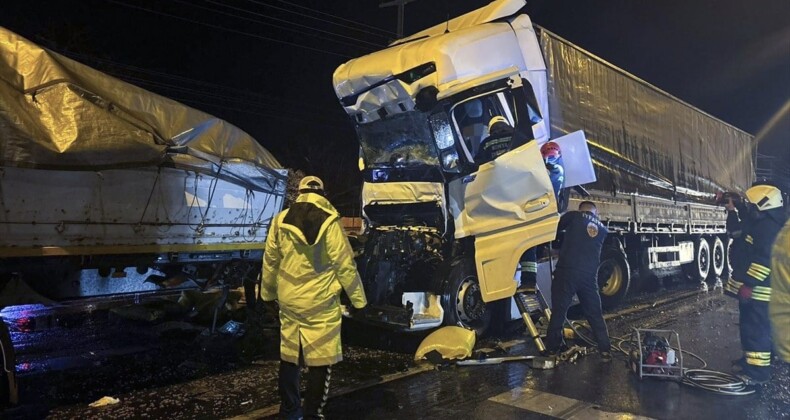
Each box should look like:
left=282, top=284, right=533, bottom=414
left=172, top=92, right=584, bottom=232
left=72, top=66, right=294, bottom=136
left=542, top=245, right=752, bottom=396
left=681, top=369, right=755, bottom=396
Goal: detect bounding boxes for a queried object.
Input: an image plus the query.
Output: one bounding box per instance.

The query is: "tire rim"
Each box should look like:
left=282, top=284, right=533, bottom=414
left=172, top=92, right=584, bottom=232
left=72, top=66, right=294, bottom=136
left=698, top=245, right=709, bottom=276
left=600, top=260, right=623, bottom=296
left=713, top=241, right=724, bottom=273
left=456, top=277, right=485, bottom=323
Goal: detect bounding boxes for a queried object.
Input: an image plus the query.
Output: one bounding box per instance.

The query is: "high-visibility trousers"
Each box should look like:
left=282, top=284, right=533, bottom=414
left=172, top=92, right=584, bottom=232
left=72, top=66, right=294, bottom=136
left=740, top=300, right=772, bottom=381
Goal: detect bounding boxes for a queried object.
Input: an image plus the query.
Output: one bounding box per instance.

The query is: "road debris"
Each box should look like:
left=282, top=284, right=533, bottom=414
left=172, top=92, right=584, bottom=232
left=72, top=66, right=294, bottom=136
left=88, top=396, right=120, bottom=407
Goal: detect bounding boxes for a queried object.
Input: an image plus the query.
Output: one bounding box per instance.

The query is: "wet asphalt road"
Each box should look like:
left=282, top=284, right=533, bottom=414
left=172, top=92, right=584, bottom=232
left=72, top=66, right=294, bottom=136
left=2, top=281, right=789, bottom=419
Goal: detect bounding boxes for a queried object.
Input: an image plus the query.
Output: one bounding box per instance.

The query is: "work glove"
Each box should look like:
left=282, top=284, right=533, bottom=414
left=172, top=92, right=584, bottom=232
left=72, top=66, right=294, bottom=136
left=737, top=285, right=753, bottom=303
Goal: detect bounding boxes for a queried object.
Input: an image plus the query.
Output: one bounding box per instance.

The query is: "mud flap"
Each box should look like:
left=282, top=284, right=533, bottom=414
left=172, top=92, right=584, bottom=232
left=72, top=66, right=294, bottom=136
left=414, top=326, right=476, bottom=362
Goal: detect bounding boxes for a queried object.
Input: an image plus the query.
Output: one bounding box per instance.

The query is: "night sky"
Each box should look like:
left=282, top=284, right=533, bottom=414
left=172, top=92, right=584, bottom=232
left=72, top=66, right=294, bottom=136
left=3, top=0, right=789, bottom=209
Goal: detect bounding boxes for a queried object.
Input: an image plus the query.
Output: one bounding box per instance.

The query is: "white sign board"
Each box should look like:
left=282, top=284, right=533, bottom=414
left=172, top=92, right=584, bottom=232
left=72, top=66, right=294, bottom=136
left=551, top=130, right=596, bottom=188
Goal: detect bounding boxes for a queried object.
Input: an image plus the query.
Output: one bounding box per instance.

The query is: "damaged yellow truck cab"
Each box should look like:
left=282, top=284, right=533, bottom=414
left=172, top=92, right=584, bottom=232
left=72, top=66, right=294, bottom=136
left=333, top=0, right=752, bottom=334
left=332, top=0, right=571, bottom=333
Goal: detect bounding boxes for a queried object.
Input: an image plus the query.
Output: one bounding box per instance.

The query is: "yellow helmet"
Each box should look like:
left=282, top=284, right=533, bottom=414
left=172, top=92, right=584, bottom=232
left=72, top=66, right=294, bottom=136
left=744, top=184, right=783, bottom=211
left=298, top=176, right=324, bottom=194
left=487, top=116, right=509, bottom=131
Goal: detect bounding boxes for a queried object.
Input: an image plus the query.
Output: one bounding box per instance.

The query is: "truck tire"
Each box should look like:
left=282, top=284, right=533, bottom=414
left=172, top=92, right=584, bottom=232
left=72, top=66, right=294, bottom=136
left=709, top=236, right=725, bottom=280
left=597, top=246, right=631, bottom=309
left=683, top=237, right=710, bottom=281
left=441, top=258, right=491, bottom=336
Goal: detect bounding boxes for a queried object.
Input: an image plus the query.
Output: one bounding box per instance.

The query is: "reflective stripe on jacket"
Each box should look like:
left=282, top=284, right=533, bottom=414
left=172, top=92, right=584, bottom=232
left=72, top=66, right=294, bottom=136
left=740, top=212, right=784, bottom=301
left=261, top=192, right=367, bottom=366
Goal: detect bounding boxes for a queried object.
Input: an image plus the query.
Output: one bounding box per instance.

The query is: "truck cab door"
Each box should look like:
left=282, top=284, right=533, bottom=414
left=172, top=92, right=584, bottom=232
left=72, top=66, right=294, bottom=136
left=447, top=140, right=559, bottom=303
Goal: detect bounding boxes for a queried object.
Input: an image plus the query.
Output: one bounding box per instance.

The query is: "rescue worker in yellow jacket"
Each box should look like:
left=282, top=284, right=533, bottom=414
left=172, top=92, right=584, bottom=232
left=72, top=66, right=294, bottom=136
left=724, top=185, right=786, bottom=385
left=771, top=219, right=790, bottom=363
left=262, top=176, right=367, bottom=419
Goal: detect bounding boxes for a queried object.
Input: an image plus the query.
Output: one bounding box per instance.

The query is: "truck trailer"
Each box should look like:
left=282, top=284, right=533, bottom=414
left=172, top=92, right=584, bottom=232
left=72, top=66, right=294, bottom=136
left=331, top=0, right=753, bottom=332
left=0, top=27, right=287, bottom=403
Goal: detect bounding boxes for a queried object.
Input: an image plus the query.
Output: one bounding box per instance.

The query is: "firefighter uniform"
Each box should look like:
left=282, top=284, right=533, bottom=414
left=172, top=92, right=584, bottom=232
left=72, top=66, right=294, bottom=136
left=545, top=208, right=612, bottom=353
left=475, top=116, right=512, bottom=163
left=724, top=201, right=750, bottom=292
left=723, top=202, right=754, bottom=372
left=725, top=185, right=786, bottom=383
left=770, top=220, right=790, bottom=363
left=262, top=178, right=367, bottom=419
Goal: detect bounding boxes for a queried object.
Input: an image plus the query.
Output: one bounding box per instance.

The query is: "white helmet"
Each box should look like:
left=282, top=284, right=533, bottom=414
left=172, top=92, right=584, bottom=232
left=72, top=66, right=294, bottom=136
left=744, top=184, right=783, bottom=211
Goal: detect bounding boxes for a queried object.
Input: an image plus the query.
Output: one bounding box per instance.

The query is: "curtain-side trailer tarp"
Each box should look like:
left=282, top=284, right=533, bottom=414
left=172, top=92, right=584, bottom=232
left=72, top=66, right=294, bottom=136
left=0, top=27, right=285, bottom=193
left=540, top=29, right=754, bottom=201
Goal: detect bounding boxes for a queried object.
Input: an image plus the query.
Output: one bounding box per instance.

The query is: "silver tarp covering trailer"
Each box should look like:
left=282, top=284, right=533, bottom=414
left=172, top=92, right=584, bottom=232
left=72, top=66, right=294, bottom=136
left=0, top=27, right=284, bottom=193
left=540, top=29, right=754, bottom=200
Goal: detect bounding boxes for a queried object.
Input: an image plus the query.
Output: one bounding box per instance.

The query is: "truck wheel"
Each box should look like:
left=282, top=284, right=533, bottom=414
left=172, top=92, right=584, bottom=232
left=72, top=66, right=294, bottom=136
left=709, top=236, right=725, bottom=280
left=683, top=237, right=710, bottom=281
left=442, top=259, right=491, bottom=336
left=597, top=247, right=631, bottom=309
left=723, top=237, right=733, bottom=280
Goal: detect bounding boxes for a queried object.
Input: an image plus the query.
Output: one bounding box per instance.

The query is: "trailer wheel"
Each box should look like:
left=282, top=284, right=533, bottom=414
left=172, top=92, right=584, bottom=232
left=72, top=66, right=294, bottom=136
left=709, top=236, right=725, bottom=280
left=683, top=237, right=710, bottom=281
left=597, top=247, right=631, bottom=309
left=442, top=258, right=491, bottom=336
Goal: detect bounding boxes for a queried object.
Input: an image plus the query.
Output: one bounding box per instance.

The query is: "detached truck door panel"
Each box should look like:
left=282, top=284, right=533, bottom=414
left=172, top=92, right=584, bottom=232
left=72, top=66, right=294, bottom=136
left=448, top=140, right=559, bottom=302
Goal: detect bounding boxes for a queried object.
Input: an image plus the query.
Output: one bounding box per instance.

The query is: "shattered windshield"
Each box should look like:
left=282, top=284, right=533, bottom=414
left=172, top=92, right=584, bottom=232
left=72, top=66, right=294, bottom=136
left=356, top=111, right=439, bottom=168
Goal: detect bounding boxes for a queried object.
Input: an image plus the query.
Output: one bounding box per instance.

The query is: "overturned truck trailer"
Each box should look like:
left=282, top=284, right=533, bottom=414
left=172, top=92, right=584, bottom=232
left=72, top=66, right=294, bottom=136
left=0, top=27, right=287, bottom=305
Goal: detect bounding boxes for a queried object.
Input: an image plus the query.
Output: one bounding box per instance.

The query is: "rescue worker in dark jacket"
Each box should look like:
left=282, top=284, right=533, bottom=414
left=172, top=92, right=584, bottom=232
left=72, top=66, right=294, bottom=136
left=722, top=192, right=753, bottom=372
left=262, top=176, right=368, bottom=419
left=474, top=116, right=512, bottom=163
left=545, top=201, right=612, bottom=359
left=724, top=185, right=786, bottom=385
left=723, top=192, right=751, bottom=292
left=541, top=141, right=565, bottom=203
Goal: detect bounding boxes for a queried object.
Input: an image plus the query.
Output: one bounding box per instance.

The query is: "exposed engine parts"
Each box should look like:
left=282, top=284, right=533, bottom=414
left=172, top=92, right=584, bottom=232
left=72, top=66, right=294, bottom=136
left=359, top=227, right=444, bottom=306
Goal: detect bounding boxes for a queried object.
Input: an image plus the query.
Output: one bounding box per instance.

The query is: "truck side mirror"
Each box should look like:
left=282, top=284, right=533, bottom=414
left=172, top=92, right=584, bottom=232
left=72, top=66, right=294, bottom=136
left=415, top=86, right=439, bottom=112
left=459, top=161, right=479, bottom=174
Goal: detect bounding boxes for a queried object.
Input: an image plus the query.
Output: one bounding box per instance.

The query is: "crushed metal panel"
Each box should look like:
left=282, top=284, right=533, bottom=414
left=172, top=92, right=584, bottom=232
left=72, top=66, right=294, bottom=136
left=335, top=23, right=522, bottom=110
left=361, top=181, right=446, bottom=228
left=361, top=181, right=445, bottom=207
left=448, top=141, right=556, bottom=238
left=394, top=0, right=526, bottom=45
left=448, top=140, right=559, bottom=302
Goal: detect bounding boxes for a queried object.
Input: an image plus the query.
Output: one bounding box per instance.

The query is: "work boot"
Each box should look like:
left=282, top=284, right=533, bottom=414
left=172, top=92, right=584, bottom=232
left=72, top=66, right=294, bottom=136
left=736, top=373, right=770, bottom=386
left=731, top=357, right=746, bottom=373
left=541, top=344, right=569, bottom=357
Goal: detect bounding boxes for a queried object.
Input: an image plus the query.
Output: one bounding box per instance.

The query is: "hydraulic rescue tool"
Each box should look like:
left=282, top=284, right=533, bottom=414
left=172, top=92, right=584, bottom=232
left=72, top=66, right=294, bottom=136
left=628, top=328, right=684, bottom=380
left=513, top=280, right=553, bottom=353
